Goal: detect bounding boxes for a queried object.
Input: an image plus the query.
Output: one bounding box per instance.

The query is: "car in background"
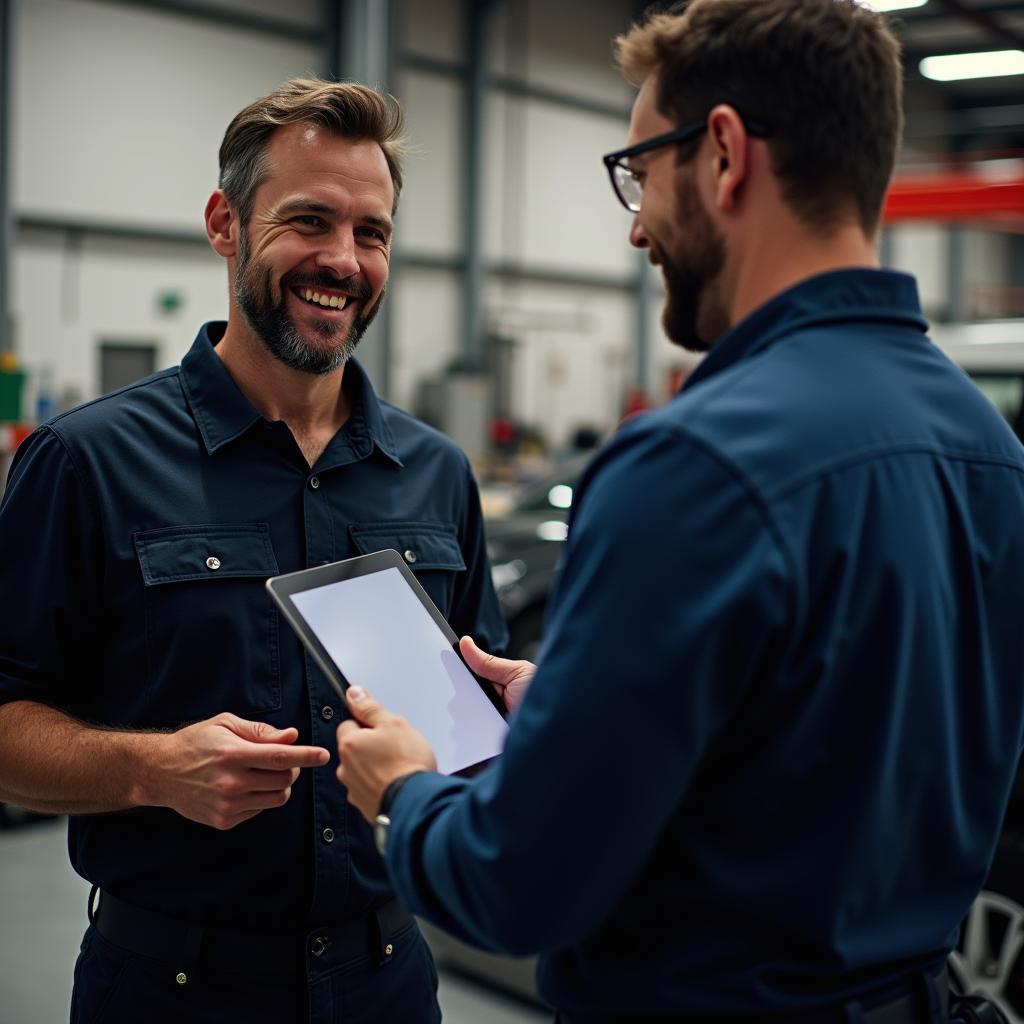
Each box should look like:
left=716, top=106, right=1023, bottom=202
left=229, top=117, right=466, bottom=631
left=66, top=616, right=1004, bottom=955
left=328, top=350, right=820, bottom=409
left=931, top=326, right=1024, bottom=1021
left=486, top=453, right=591, bottom=661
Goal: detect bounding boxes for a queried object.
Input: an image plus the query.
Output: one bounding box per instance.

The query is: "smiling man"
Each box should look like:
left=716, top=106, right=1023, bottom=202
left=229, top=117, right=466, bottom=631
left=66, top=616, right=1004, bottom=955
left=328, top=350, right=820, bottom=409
left=333, top=4, right=1024, bottom=1023
left=0, top=80, right=506, bottom=1024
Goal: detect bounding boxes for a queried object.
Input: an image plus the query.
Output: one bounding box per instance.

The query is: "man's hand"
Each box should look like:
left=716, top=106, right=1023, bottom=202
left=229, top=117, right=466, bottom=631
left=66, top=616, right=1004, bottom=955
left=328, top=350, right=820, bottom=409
left=336, top=688, right=437, bottom=823
left=136, top=713, right=330, bottom=830
left=459, top=635, right=535, bottom=712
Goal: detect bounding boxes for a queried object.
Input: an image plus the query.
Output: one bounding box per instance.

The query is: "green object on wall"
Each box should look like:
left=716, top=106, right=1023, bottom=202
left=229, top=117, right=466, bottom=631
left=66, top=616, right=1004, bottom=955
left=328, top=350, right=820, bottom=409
left=0, top=370, right=26, bottom=422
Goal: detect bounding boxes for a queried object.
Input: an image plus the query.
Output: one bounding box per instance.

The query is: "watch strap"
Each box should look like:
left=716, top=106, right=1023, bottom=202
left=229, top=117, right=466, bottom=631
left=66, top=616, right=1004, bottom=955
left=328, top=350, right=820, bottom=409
left=378, top=771, right=423, bottom=818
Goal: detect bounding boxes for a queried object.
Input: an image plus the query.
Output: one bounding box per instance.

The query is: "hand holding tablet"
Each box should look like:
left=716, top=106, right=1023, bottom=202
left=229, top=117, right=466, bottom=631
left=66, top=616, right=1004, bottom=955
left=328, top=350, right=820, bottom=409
left=266, top=549, right=509, bottom=777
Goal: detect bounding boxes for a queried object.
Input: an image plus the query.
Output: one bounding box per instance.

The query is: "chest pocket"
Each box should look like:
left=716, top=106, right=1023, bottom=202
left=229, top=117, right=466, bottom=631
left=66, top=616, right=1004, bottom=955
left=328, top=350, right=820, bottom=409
left=349, top=521, right=465, bottom=615
left=134, top=524, right=281, bottom=724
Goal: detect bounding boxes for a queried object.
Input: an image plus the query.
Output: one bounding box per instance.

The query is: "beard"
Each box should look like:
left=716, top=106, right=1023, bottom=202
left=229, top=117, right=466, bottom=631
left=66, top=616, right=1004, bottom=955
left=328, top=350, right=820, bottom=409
left=234, top=228, right=384, bottom=375
left=656, top=174, right=727, bottom=353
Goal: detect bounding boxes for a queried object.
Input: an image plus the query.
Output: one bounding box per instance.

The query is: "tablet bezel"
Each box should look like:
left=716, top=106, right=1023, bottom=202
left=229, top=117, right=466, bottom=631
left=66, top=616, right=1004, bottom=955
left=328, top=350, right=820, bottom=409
left=266, top=548, right=507, bottom=777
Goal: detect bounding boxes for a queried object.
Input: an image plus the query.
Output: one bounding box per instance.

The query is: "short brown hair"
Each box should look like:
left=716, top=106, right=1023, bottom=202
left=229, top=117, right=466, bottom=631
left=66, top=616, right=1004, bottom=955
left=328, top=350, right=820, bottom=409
left=615, top=0, right=904, bottom=233
left=219, top=78, right=406, bottom=223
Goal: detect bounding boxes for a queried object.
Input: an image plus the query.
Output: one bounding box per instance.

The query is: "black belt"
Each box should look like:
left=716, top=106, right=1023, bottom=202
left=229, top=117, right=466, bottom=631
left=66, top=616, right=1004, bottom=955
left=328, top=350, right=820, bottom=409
left=555, top=966, right=949, bottom=1024
left=88, top=886, right=413, bottom=979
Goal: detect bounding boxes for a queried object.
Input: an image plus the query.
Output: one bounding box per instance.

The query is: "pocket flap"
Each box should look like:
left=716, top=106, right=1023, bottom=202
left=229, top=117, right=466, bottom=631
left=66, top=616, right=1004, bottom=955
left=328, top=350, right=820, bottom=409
left=349, top=522, right=466, bottom=572
left=134, top=524, right=279, bottom=585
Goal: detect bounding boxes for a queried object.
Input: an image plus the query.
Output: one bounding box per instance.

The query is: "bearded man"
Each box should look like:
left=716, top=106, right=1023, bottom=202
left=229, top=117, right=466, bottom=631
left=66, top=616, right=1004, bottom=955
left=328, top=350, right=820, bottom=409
left=333, top=4, right=1024, bottom=1023
left=0, top=79, right=506, bottom=1024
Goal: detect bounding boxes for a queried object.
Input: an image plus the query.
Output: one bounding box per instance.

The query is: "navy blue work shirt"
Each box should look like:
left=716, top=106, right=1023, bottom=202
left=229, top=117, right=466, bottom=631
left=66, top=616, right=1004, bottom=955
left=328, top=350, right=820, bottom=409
left=382, top=270, right=1024, bottom=1020
left=0, top=321, right=507, bottom=929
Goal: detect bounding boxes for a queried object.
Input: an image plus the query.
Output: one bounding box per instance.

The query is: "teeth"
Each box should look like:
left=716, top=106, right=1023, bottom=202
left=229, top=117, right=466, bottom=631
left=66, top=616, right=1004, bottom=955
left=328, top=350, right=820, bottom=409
left=297, top=288, right=347, bottom=310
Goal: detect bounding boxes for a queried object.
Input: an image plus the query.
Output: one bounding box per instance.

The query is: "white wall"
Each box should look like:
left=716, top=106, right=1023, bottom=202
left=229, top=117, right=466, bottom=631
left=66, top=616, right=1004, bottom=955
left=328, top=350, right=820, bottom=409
left=10, top=0, right=1015, bottom=459
left=14, top=230, right=225, bottom=415
left=13, top=0, right=318, bottom=230
left=393, top=70, right=464, bottom=257
left=10, top=0, right=320, bottom=417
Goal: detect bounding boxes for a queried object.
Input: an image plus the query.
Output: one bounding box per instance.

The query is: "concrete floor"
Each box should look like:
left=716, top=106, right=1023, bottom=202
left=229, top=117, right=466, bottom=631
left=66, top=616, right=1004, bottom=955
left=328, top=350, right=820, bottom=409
left=0, top=816, right=551, bottom=1024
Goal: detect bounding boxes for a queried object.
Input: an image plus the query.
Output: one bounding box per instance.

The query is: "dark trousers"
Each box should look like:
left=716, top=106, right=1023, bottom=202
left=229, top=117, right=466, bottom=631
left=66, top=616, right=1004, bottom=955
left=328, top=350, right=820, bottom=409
left=70, top=918, right=441, bottom=1024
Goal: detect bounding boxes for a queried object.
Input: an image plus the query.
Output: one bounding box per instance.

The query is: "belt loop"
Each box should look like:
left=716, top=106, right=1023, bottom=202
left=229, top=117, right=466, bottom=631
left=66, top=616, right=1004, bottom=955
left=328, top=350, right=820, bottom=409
left=370, top=905, right=394, bottom=966
left=87, top=884, right=99, bottom=926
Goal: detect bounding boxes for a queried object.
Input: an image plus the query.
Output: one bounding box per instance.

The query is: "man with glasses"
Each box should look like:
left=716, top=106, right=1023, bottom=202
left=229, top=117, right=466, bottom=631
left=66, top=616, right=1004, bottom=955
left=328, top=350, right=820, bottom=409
left=334, top=2, right=1024, bottom=1021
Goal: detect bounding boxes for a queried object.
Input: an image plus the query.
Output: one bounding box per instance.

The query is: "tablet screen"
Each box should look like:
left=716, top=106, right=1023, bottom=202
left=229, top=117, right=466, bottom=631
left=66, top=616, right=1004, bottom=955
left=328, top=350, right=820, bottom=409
left=290, top=566, right=508, bottom=775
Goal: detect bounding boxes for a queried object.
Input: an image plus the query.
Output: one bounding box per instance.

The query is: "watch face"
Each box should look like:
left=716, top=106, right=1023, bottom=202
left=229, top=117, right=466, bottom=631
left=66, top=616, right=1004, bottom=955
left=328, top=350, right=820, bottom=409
left=374, top=813, right=391, bottom=857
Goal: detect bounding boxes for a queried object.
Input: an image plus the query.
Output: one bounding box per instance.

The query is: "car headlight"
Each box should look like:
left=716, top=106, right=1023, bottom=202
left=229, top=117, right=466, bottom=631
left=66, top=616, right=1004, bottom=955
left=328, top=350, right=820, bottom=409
left=491, top=558, right=527, bottom=590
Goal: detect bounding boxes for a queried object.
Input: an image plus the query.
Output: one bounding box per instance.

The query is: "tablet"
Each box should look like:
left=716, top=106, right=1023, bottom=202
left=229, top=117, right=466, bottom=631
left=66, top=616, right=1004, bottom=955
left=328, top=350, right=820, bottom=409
left=266, top=549, right=509, bottom=777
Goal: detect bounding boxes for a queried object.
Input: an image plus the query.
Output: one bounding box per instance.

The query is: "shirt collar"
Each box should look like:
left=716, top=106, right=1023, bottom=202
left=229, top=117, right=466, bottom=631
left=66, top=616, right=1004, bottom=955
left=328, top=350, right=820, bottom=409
left=682, top=268, right=929, bottom=393
left=180, top=321, right=402, bottom=466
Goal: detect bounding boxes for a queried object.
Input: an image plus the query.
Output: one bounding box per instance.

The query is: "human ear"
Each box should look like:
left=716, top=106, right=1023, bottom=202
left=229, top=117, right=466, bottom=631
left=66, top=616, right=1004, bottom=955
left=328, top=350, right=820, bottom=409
left=706, top=105, right=748, bottom=212
left=204, top=190, right=238, bottom=258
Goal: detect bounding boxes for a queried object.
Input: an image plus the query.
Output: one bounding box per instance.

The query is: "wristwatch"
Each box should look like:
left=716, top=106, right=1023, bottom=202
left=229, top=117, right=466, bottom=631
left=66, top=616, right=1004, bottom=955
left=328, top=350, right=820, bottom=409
left=374, top=772, right=422, bottom=857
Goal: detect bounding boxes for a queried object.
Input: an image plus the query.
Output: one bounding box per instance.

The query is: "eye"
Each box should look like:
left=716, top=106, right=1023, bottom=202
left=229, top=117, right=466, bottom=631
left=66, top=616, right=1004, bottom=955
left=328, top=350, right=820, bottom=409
left=357, top=226, right=389, bottom=244
left=292, top=215, right=326, bottom=230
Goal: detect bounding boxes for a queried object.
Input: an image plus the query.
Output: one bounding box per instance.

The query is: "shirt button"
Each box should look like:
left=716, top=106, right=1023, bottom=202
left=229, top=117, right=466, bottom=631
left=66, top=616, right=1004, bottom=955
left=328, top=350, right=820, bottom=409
left=310, top=936, right=329, bottom=957
left=175, top=972, right=188, bottom=985
left=321, top=705, right=334, bottom=722
left=322, top=827, right=335, bottom=843
left=205, top=556, right=221, bottom=571
left=309, top=476, right=320, bottom=490
left=403, top=549, right=417, bottom=564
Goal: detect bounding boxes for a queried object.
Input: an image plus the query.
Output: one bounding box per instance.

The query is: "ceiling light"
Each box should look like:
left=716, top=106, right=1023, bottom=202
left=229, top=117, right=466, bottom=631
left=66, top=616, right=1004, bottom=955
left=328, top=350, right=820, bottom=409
left=857, top=0, right=928, bottom=11
left=920, top=50, right=1024, bottom=82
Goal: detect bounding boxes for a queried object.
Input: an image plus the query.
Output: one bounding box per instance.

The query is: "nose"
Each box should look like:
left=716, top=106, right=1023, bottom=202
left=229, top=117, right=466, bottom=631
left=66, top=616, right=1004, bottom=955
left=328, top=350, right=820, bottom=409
left=628, top=214, right=649, bottom=250
left=315, top=229, right=360, bottom=280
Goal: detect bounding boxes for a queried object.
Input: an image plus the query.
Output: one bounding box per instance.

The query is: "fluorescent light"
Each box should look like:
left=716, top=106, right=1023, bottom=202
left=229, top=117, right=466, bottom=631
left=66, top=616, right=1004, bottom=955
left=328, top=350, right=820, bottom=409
left=858, top=0, right=928, bottom=11
left=536, top=521, right=568, bottom=542
left=920, top=50, right=1024, bottom=82
left=547, top=484, right=573, bottom=510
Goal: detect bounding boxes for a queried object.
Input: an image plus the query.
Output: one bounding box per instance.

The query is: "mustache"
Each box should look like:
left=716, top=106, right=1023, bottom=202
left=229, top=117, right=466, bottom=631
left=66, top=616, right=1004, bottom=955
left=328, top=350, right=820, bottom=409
left=280, top=270, right=372, bottom=301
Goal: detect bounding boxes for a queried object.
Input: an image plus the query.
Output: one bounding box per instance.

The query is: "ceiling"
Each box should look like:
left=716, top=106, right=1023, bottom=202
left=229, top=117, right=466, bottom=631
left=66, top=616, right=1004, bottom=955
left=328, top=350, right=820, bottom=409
left=892, top=0, right=1024, bottom=157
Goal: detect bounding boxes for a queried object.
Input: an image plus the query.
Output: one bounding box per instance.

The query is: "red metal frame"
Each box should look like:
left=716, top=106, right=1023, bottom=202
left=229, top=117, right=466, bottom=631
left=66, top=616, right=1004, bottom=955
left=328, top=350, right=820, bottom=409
left=884, top=172, right=1024, bottom=229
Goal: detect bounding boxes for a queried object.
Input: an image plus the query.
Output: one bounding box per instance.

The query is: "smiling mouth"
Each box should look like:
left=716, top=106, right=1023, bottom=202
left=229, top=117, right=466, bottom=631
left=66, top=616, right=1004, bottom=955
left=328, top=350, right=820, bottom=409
left=291, top=287, right=350, bottom=311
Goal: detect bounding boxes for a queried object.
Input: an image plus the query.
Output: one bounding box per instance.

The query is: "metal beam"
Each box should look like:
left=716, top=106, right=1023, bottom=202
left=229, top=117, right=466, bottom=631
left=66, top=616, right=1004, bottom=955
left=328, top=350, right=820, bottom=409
left=634, top=252, right=651, bottom=395
left=324, top=0, right=393, bottom=88
left=460, top=0, right=489, bottom=366
left=487, top=260, right=638, bottom=292
left=14, top=215, right=643, bottom=294
left=398, top=52, right=468, bottom=79
left=397, top=54, right=631, bottom=122
left=489, top=73, right=630, bottom=122
left=322, top=0, right=396, bottom=397
left=0, top=0, right=12, bottom=352
left=947, top=226, right=966, bottom=322
left=904, top=103, right=1024, bottom=139
left=91, top=0, right=319, bottom=43
left=16, top=214, right=209, bottom=247
left=928, top=0, right=1024, bottom=50
left=900, top=0, right=1024, bottom=22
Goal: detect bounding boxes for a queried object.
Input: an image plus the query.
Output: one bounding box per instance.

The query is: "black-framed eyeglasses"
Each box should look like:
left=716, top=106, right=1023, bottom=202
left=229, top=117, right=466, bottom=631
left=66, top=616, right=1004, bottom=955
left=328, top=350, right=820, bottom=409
left=602, top=116, right=773, bottom=213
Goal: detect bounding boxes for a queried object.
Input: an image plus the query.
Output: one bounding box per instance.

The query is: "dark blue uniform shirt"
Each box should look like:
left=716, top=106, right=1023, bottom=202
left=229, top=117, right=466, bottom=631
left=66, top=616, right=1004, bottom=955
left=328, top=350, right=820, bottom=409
left=383, top=270, right=1024, bottom=1020
left=0, top=322, right=506, bottom=929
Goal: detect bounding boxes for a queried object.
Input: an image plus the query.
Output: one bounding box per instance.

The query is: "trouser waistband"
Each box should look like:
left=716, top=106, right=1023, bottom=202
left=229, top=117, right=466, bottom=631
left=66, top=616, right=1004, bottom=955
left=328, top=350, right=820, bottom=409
left=555, top=964, right=948, bottom=1024
left=88, top=886, right=413, bottom=979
